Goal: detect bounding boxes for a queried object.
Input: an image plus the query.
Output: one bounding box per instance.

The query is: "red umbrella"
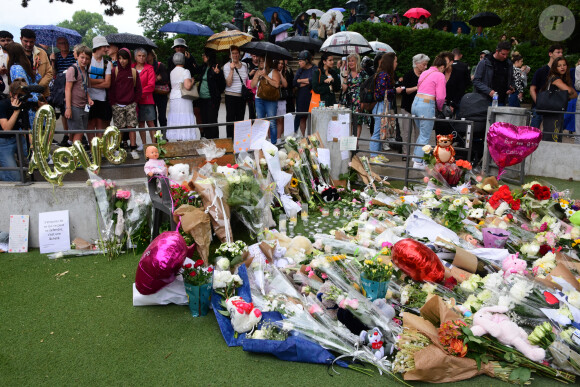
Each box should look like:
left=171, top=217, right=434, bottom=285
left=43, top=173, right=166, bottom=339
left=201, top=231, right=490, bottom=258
left=404, top=8, right=431, bottom=19
left=231, top=12, right=252, bottom=22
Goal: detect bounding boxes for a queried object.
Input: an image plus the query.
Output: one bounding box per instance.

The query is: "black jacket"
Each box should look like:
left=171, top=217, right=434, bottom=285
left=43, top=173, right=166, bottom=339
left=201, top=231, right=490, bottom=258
left=197, top=63, right=226, bottom=104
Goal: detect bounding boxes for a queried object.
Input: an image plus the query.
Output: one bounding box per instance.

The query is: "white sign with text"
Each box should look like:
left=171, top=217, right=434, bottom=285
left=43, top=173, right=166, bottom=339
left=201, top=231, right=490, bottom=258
left=38, top=210, right=70, bottom=254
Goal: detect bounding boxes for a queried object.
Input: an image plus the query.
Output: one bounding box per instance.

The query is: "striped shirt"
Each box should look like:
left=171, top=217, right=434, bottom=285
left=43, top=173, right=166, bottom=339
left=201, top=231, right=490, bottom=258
left=54, top=51, right=76, bottom=74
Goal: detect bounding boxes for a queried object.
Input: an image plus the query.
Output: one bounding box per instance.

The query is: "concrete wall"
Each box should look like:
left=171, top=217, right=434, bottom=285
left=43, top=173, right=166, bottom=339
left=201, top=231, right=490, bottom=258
left=0, top=178, right=147, bottom=248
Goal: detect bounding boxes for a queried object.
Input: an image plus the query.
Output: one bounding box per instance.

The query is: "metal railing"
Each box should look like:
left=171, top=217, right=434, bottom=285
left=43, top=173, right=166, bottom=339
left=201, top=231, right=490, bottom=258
left=353, top=111, right=476, bottom=186
left=0, top=111, right=312, bottom=185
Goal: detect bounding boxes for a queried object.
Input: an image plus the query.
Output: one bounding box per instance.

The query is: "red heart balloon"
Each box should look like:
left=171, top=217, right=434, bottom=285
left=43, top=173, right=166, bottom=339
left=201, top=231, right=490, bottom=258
left=391, top=239, right=444, bottom=283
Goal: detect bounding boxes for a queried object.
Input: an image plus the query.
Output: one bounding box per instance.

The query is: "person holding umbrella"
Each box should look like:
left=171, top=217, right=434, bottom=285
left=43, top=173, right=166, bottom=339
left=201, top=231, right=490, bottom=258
left=312, top=52, right=340, bottom=108
left=251, top=19, right=264, bottom=41
left=294, top=13, right=307, bottom=36
left=309, top=14, right=320, bottom=39
left=414, top=15, right=429, bottom=29
left=223, top=45, right=249, bottom=138
left=269, top=12, right=281, bottom=43
left=293, top=50, right=316, bottom=136
left=250, top=55, right=281, bottom=144
left=198, top=49, right=225, bottom=139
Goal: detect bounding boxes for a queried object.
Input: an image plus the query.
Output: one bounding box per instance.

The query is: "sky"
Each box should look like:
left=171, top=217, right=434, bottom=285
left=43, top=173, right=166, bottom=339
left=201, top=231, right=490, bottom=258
left=1, top=0, right=143, bottom=40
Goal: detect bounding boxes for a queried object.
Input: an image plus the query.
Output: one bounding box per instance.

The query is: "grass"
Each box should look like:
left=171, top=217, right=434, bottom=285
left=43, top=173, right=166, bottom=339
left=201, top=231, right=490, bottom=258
left=0, top=250, right=566, bottom=387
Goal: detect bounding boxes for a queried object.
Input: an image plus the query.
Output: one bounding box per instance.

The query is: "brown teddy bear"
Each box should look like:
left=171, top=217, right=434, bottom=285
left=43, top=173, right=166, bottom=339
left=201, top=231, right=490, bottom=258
left=433, top=134, right=456, bottom=164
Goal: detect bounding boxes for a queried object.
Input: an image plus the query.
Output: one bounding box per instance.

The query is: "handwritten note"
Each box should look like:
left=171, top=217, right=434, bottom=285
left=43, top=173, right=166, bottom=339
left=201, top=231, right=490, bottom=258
left=340, top=136, right=358, bottom=151
left=38, top=210, right=70, bottom=254
left=233, top=120, right=253, bottom=153
left=283, top=113, right=295, bottom=136
left=317, top=148, right=331, bottom=169
left=8, top=215, right=29, bottom=253
left=250, top=119, right=270, bottom=150
left=327, top=120, right=349, bottom=142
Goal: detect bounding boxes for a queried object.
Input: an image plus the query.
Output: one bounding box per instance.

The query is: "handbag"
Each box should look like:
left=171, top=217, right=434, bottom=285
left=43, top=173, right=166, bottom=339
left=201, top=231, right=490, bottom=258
left=258, top=32, right=264, bottom=40
left=180, top=81, right=199, bottom=100
left=380, top=99, right=396, bottom=141
left=257, top=76, right=280, bottom=101
left=318, top=23, right=326, bottom=39
left=235, top=67, right=253, bottom=102
left=308, top=70, right=322, bottom=112
left=536, top=84, right=568, bottom=112
left=245, top=79, right=257, bottom=95
left=154, top=84, right=170, bottom=95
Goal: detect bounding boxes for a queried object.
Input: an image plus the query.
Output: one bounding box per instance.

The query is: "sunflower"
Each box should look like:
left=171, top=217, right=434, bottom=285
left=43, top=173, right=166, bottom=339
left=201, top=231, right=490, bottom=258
left=290, top=178, right=299, bottom=188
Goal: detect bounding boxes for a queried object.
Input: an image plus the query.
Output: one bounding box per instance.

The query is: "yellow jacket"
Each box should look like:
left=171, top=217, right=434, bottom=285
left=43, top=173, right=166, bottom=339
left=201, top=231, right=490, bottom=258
left=32, top=45, right=53, bottom=97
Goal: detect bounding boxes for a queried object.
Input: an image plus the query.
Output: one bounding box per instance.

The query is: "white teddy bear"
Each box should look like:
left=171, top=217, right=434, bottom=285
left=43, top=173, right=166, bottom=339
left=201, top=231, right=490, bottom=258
left=167, top=163, right=191, bottom=184
left=226, top=296, right=262, bottom=333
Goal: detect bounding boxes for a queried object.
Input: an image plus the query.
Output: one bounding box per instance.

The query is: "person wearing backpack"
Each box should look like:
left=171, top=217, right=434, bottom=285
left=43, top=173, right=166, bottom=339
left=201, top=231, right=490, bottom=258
left=50, top=36, right=76, bottom=146
left=109, top=48, right=142, bottom=159
left=87, top=36, right=112, bottom=144
left=64, top=45, right=94, bottom=144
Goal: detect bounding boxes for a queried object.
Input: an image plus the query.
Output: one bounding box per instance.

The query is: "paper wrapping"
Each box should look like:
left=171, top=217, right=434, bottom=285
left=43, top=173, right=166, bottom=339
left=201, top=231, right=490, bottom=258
left=401, top=296, right=495, bottom=383
left=192, top=172, right=233, bottom=243
left=350, top=155, right=381, bottom=187
left=173, top=205, right=212, bottom=265
left=534, top=252, right=580, bottom=291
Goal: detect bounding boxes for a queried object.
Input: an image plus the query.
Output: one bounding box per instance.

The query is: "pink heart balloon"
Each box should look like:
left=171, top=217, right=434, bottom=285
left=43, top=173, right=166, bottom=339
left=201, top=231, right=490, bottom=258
left=135, top=231, right=196, bottom=295
left=487, top=122, right=541, bottom=178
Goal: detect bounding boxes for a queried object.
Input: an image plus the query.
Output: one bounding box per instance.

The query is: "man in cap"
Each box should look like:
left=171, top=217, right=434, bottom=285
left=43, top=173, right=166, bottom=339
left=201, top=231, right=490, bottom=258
left=471, top=50, right=490, bottom=81
left=367, top=11, right=380, bottom=23
left=167, top=38, right=197, bottom=74
left=87, top=36, right=112, bottom=143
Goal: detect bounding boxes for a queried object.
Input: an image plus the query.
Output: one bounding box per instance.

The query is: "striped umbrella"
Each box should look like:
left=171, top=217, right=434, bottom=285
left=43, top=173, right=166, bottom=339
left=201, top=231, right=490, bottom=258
left=205, top=30, right=253, bottom=51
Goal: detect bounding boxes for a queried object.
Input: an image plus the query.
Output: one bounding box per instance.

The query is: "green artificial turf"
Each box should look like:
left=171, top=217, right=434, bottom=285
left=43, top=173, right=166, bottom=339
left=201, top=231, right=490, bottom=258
left=0, top=250, right=566, bottom=387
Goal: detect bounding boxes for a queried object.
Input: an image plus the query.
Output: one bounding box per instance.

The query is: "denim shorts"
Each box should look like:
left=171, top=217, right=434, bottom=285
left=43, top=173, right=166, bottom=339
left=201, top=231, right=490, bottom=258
left=138, top=104, right=157, bottom=122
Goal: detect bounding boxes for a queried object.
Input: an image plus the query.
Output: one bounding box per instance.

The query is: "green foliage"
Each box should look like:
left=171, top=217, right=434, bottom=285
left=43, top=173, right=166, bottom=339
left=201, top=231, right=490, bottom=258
left=57, top=10, right=118, bottom=48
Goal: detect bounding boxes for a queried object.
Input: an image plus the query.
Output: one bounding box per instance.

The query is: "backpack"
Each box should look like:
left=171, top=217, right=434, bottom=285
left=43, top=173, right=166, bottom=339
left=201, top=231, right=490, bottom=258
left=48, top=64, right=84, bottom=109
left=114, top=66, right=137, bottom=88
left=359, top=74, right=377, bottom=111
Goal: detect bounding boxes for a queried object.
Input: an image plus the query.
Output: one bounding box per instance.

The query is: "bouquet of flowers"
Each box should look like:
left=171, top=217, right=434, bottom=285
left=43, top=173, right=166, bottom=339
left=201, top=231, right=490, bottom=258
left=181, top=259, right=213, bottom=286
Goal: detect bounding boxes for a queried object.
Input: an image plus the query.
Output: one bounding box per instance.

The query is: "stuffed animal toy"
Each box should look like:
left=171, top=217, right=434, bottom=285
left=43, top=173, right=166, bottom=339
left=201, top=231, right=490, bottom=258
left=433, top=134, right=456, bottom=164
left=471, top=305, right=545, bottom=362
left=316, top=182, right=340, bottom=202
left=144, top=146, right=167, bottom=177
left=226, top=296, right=262, bottom=334
left=168, top=163, right=191, bottom=184
left=359, top=327, right=393, bottom=360
left=285, top=235, right=313, bottom=257
left=216, top=165, right=238, bottom=177
left=316, top=281, right=339, bottom=319
left=502, top=253, right=528, bottom=277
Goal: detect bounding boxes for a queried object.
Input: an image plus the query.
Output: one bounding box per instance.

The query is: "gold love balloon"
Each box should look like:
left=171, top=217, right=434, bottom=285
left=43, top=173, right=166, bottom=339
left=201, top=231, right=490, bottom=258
left=29, top=105, right=127, bottom=185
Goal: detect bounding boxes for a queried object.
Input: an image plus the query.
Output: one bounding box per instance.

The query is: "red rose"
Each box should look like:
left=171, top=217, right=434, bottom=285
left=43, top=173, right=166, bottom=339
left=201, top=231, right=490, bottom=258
left=531, top=184, right=541, bottom=192
left=444, top=276, right=458, bottom=290
left=207, top=267, right=214, bottom=273
left=539, top=244, right=551, bottom=256
left=189, top=271, right=197, bottom=277
left=194, top=259, right=204, bottom=268
left=183, top=263, right=192, bottom=269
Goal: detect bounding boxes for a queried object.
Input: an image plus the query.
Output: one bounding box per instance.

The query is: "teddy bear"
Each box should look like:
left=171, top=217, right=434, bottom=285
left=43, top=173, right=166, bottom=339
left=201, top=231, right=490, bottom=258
left=433, top=134, right=456, bottom=164
left=316, top=182, right=340, bottom=202
left=359, top=327, right=394, bottom=360
left=216, top=164, right=238, bottom=177
left=471, top=305, right=545, bottom=362
left=168, top=163, right=191, bottom=185
left=285, top=235, right=313, bottom=258
left=502, top=253, right=528, bottom=278
left=226, top=296, right=262, bottom=334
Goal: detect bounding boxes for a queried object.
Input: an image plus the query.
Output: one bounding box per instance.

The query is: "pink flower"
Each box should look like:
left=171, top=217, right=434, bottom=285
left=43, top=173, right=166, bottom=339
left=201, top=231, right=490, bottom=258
left=305, top=266, right=312, bottom=272
left=321, top=273, right=328, bottom=279
left=435, top=189, right=441, bottom=196
left=382, top=241, right=393, bottom=248
left=309, top=304, right=322, bottom=314
left=338, top=299, right=346, bottom=309
left=116, top=190, right=131, bottom=200
left=539, top=222, right=548, bottom=232
left=476, top=175, right=483, bottom=182
left=348, top=299, right=359, bottom=309
left=308, top=270, right=315, bottom=278
left=423, top=176, right=430, bottom=183
left=361, top=207, right=367, bottom=212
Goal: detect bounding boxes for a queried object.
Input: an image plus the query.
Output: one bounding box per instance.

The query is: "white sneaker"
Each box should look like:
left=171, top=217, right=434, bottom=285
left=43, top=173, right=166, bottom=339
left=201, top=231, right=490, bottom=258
left=413, top=161, right=425, bottom=168
left=136, top=145, right=143, bottom=152
left=276, top=139, right=282, bottom=145
left=130, top=150, right=140, bottom=160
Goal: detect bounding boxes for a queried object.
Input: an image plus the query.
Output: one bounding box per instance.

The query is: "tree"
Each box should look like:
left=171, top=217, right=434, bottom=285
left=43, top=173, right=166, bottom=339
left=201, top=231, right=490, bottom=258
left=57, top=10, right=118, bottom=47
left=21, top=0, right=123, bottom=16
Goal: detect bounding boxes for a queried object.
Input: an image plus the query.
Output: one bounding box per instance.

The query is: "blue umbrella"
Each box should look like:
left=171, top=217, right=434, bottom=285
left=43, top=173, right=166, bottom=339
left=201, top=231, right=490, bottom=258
left=271, top=23, right=293, bottom=36
left=329, top=8, right=346, bottom=12
left=263, top=7, right=293, bottom=24
left=22, top=25, right=82, bottom=46
left=159, top=21, right=214, bottom=36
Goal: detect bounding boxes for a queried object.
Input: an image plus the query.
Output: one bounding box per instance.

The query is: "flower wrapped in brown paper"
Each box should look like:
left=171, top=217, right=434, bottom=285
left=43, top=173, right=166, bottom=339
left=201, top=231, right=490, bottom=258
left=173, top=204, right=211, bottom=265
left=534, top=252, right=580, bottom=292
left=192, top=171, right=233, bottom=243
left=399, top=296, right=495, bottom=383
left=350, top=155, right=381, bottom=188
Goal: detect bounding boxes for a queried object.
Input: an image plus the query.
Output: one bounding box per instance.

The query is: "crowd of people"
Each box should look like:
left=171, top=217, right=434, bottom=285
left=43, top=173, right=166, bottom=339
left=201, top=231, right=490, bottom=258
left=0, top=22, right=579, bottom=182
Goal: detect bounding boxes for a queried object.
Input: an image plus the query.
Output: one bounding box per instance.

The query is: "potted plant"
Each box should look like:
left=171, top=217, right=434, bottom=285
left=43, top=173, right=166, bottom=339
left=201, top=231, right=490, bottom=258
left=181, top=259, right=213, bottom=317
left=360, top=243, right=394, bottom=301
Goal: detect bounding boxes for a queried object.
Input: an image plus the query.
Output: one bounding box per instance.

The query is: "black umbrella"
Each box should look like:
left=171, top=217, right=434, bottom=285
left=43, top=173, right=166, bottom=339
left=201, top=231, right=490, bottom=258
left=240, top=41, right=292, bottom=60
left=276, top=35, right=322, bottom=53
left=293, top=12, right=307, bottom=26
left=433, top=19, right=452, bottom=31
left=469, top=12, right=502, bottom=27
left=105, top=33, right=157, bottom=50
left=221, top=22, right=240, bottom=31
left=345, top=0, right=358, bottom=9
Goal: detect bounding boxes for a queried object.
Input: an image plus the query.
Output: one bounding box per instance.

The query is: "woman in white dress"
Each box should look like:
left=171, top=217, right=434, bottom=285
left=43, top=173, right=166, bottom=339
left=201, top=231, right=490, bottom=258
left=167, top=52, right=197, bottom=141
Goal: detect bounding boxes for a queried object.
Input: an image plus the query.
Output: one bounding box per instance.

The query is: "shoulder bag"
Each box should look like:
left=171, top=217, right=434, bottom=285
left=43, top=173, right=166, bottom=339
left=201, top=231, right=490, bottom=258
left=256, top=71, right=280, bottom=101
left=180, top=70, right=199, bottom=100
left=308, top=70, right=322, bottom=112
left=235, top=65, right=254, bottom=102
left=536, top=82, right=569, bottom=112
